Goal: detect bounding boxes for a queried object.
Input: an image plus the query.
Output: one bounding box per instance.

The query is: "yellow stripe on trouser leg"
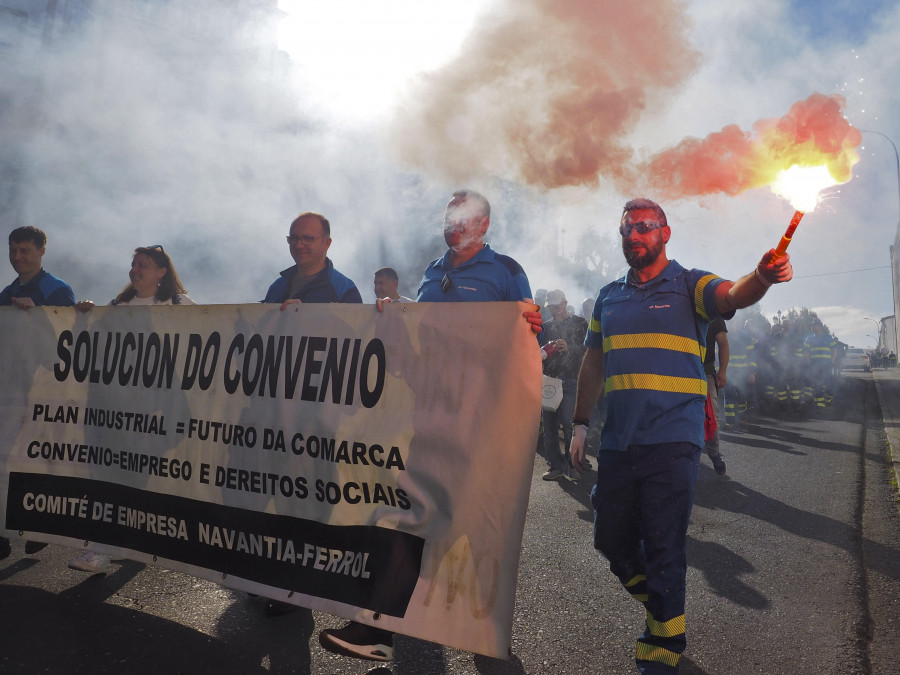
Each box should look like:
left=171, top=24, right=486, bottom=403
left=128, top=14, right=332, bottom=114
left=635, top=641, right=682, bottom=668
left=624, top=574, right=648, bottom=603
left=646, top=612, right=685, bottom=638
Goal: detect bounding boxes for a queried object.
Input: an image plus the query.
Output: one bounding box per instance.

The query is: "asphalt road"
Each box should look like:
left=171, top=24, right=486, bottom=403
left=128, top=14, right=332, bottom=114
left=2, top=371, right=899, bottom=675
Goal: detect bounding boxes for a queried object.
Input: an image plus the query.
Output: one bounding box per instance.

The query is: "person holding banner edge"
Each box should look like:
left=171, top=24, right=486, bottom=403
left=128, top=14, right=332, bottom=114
left=0, top=226, right=76, bottom=560
left=1, top=226, right=76, bottom=309
left=264, top=211, right=362, bottom=307
left=261, top=211, right=362, bottom=617
left=373, top=266, right=414, bottom=303
left=318, top=189, right=542, bottom=662
left=67, top=244, right=196, bottom=573
left=568, top=198, right=792, bottom=674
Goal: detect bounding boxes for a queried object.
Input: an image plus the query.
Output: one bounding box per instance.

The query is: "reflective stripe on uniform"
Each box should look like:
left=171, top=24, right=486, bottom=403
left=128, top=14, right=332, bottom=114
left=603, top=333, right=703, bottom=357
left=693, top=274, right=719, bottom=321
left=646, top=612, right=686, bottom=638
left=636, top=641, right=682, bottom=668
left=605, top=373, right=707, bottom=396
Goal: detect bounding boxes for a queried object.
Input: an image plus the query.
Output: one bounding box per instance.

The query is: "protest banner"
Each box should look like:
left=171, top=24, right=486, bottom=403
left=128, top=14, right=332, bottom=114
left=0, top=301, right=541, bottom=658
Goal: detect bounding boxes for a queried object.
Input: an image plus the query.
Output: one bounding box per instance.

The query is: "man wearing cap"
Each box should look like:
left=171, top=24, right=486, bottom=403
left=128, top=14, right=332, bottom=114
left=539, top=288, right=587, bottom=481
left=569, top=198, right=792, bottom=674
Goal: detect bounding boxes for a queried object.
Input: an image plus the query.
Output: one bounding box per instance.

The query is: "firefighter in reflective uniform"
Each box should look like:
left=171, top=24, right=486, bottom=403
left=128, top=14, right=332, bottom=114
left=784, top=320, right=810, bottom=413
left=723, top=321, right=756, bottom=429
left=804, top=322, right=837, bottom=409
left=759, top=323, right=787, bottom=414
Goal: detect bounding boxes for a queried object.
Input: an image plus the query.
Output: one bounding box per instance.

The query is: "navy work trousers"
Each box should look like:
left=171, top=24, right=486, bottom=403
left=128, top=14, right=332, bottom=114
left=592, top=442, right=701, bottom=674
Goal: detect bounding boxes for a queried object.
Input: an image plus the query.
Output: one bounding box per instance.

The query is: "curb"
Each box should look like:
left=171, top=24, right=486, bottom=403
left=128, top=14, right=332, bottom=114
left=870, top=370, right=900, bottom=506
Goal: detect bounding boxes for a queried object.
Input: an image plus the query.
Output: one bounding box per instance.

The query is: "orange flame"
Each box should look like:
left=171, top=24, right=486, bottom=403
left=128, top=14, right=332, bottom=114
left=770, top=165, right=838, bottom=212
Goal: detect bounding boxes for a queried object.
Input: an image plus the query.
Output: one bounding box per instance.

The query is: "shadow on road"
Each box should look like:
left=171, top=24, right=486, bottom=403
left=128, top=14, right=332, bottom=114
left=0, top=583, right=268, bottom=674
left=686, top=536, right=768, bottom=609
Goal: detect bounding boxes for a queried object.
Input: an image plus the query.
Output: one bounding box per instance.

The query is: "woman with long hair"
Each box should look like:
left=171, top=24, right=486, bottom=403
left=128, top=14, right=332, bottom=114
left=70, top=244, right=195, bottom=573
left=77, top=245, right=195, bottom=310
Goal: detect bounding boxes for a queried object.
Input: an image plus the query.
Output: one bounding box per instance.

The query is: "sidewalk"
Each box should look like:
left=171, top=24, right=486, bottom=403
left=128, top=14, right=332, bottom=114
left=869, top=366, right=900, bottom=500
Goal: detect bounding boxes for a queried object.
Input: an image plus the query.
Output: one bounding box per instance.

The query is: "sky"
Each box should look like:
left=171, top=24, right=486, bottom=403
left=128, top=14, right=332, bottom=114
left=3, top=0, right=900, bottom=350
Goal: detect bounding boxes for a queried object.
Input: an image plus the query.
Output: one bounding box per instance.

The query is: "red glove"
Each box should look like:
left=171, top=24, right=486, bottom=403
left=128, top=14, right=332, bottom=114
left=756, top=250, right=793, bottom=287
left=522, top=301, right=542, bottom=334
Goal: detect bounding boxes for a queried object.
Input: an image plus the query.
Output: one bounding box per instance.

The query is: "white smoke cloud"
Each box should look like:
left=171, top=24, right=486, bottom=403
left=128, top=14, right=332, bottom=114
left=1, top=0, right=899, bottom=351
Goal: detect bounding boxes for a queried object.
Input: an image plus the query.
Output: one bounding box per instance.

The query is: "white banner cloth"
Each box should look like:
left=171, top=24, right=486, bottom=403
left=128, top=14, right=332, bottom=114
left=0, top=302, right=541, bottom=658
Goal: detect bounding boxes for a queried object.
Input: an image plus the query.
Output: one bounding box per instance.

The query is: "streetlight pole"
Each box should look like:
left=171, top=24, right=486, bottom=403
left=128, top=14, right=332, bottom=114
left=860, top=129, right=900, bottom=357
left=864, top=316, right=881, bottom=348
left=859, top=130, right=900, bottom=219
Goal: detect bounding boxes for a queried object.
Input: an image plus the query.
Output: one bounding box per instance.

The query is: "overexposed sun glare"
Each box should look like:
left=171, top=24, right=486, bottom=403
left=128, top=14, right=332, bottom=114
left=278, top=0, right=487, bottom=121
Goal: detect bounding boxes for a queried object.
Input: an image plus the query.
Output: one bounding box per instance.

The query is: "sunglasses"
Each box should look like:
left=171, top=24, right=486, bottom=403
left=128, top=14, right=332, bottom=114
left=286, top=234, right=322, bottom=246
left=143, top=244, right=165, bottom=252
left=619, top=221, right=664, bottom=237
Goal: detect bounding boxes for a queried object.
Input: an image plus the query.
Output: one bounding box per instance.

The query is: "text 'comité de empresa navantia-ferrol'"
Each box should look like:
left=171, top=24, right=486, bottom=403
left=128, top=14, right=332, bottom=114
left=53, top=330, right=386, bottom=406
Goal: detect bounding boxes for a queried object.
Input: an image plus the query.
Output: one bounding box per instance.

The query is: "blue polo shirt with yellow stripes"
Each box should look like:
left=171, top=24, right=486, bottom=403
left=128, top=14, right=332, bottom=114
left=586, top=260, right=731, bottom=452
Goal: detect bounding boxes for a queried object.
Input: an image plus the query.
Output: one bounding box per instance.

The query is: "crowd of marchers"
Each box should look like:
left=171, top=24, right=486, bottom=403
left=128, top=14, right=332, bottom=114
left=708, top=308, right=895, bottom=429
left=534, top=296, right=880, bottom=459
left=2, top=192, right=797, bottom=675
left=534, top=294, right=894, bottom=492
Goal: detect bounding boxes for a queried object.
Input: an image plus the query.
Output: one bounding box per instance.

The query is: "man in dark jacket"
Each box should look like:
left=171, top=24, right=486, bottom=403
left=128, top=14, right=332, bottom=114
left=1, top=225, right=75, bottom=559
left=540, top=288, right=587, bottom=481
left=263, top=212, right=361, bottom=305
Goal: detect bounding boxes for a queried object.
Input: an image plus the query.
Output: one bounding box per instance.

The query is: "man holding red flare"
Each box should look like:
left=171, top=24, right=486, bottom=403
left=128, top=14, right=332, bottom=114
left=569, top=198, right=792, bottom=674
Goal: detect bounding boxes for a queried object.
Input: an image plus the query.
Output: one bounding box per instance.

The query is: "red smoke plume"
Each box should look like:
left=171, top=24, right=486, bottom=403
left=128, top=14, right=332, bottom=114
left=390, top=0, right=861, bottom=199
left=644, top=93, right=861, bottom=201
left=390, top=0, right=698, bottom=189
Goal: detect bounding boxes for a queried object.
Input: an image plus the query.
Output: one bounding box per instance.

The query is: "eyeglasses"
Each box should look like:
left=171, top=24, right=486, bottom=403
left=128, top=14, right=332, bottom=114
left=440, top=274, right=454, bottom=293
left=286, top=234, right=322, bottom=246
left=619, top=221, right=664, bottom=237
left=144, top=244, right=165, bottom=252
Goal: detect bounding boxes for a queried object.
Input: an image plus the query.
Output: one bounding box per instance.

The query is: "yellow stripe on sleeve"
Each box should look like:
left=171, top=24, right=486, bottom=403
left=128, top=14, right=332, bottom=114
left=693, top=274, right=719, bottom=321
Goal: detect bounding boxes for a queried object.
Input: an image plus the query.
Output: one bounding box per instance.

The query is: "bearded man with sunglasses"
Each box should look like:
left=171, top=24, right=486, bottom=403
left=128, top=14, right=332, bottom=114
left=263, top=211, right=362, bottom=306
left=568, top=198, right=792, bottom=675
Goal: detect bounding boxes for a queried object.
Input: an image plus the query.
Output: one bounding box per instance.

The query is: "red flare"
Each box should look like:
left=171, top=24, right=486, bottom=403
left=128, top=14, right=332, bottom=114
left=774, top=211, right=804, bottom=257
